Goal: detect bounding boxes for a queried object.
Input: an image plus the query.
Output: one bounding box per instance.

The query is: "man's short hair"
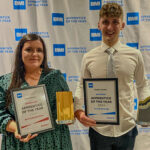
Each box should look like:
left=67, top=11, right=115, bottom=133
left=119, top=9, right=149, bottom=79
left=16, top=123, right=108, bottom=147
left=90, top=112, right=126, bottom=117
left=99, top=3, right=123, bottom=20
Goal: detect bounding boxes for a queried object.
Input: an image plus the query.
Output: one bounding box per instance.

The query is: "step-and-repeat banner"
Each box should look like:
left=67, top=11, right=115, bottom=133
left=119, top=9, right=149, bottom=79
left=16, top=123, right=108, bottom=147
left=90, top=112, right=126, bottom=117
left=0, top=0, right=150, bottom=149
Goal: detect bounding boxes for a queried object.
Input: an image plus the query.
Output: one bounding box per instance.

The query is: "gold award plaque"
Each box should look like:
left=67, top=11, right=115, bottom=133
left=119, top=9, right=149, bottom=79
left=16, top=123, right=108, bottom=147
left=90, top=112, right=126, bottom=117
left=137, top=96, right=150, bottom=125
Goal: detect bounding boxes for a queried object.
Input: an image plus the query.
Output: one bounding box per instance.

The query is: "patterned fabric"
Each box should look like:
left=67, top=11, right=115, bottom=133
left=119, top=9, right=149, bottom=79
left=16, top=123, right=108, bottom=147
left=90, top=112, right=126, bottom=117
left=0, top=70, right=72, bottom=150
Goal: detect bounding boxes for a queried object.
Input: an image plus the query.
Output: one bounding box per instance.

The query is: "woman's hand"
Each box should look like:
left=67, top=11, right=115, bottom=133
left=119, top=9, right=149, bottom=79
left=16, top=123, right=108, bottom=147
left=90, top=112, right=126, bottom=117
left=75, top=110, right=96, bottom=127
left=6, top=120, right=38, bottom=142
left=19, top=133, right=38, bottom=142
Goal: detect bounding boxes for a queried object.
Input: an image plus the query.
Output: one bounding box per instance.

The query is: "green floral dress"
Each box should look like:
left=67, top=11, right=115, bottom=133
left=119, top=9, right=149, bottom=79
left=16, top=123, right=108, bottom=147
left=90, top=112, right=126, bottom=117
left=0, top=70, right=72, bottom=150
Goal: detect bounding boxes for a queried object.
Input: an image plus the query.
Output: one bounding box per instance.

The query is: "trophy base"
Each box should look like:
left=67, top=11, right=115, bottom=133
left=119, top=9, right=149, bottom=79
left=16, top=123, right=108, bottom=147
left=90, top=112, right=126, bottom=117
left=56, top=120, right=74, bottom=124
left=136, top=120, right=150, bottom=126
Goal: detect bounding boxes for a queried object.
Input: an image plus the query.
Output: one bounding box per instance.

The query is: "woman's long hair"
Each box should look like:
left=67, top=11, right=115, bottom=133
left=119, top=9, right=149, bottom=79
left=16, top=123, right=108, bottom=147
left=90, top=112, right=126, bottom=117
left=6, top=33, right=51, bottom=107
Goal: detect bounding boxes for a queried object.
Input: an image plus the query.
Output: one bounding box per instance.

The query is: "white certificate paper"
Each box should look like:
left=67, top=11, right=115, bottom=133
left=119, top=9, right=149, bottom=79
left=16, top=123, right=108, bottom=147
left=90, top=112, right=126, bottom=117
left=83, top=78, right=119, bottom=125
left=11, top=84, right=54, bottom=136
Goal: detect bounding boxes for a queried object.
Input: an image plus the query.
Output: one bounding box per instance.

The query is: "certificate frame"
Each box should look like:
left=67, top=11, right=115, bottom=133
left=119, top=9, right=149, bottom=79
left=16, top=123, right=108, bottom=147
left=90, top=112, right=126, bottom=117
left=83, top=78, right=119, bottom=125
left=11, top=84, right=54, bottom=137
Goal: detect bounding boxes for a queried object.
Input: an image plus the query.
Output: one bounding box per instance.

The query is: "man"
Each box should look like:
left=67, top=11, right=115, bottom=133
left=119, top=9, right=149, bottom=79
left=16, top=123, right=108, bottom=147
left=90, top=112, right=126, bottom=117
left=74, top=3, right=150, bottom=150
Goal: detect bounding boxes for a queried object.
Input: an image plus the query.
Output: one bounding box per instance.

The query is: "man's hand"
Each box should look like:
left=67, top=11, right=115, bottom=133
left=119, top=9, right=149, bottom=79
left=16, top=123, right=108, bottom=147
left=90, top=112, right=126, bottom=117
left=75, top=110, right=96, bottom=127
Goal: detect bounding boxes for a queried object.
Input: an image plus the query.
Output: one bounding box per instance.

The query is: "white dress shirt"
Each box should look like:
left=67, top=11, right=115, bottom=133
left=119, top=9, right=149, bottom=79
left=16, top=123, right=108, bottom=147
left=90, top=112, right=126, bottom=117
left=74, top=41, right=150, bottom=137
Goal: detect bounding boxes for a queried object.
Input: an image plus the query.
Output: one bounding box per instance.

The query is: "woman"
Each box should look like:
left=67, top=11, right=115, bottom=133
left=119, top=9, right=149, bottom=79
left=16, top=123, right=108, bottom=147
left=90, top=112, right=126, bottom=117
left=0, top=33, right=72, bottom=150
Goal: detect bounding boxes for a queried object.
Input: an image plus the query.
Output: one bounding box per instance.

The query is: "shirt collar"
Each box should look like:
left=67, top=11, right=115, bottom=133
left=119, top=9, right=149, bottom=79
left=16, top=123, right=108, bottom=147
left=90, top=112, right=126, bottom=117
left=101, top=41, right=122, bottom=53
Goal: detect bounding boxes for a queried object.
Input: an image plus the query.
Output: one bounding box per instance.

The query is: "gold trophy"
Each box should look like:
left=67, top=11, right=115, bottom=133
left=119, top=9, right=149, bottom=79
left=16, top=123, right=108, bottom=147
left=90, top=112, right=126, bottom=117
left=56, top=91, right=74, bottom=124
left=137, top=96, right=150, bottom=125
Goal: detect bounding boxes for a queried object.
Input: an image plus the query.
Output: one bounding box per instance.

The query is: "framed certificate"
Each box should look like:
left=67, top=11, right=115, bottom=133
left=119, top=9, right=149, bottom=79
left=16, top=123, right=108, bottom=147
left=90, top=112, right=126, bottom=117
left=11, top=84, right=54, bottom=137
left=83, top=78, right=119, bottom=125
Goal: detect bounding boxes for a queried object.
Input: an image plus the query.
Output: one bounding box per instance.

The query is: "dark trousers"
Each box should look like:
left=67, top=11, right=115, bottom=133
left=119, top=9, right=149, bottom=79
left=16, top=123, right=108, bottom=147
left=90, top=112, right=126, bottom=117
left=89, top=127, right=138, bottom=150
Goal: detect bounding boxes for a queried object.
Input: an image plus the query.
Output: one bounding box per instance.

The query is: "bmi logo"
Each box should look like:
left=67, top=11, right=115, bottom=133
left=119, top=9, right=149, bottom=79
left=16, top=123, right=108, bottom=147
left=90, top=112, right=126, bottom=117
left=15, top=28, right=27, bottom=41
left=127, top=12, right=139, bottom=25
left=62, top=73, right=67, bottom=81
left=53, top=44, right=66, bottom=56
left=13, top=0, right=26, bottom=10
left=126, top=43, right=139, bottom=49
left=134, top=98, right=138, bottom=110
left=88, top=83, right=93, bottom=88
left=17, top=93, right=22, bottom=98
left=52, top=13, right=64, bottom=26
left=89, top=0, right=101, bottom=10
left=90, top=29, right=102, bottom=41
